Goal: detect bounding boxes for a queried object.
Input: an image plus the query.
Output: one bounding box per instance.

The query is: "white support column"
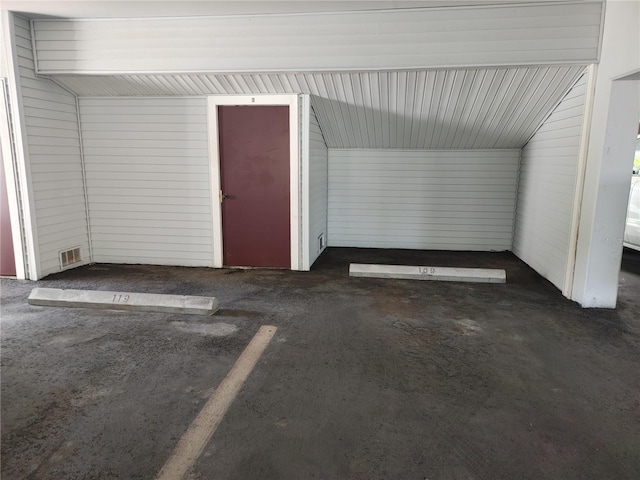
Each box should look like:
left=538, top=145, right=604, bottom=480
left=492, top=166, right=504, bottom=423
left=300, top=94, right=311, bottom=271
left=570, top=0, right=640, bottom=308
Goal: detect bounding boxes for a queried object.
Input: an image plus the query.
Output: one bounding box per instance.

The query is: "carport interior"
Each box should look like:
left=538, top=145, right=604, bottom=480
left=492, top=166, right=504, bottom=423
left=4, top=10, right=600, bottom=304
left=57, top=66, right=588, bottom=289
left=15, top=18, right=591, bottom=289
left=2, top=248, right=639, bottom=479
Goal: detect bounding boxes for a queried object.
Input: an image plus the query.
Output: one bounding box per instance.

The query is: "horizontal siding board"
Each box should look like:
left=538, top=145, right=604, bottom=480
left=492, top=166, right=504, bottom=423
left=89, top=218, right=210, bottom=229
left=88, top=203, right=212, bottom=214
left=32, top=171, right=84, bottom=183
left=78, top=105, right=206, bottom=115
left=81, top=139, right=209, bottom=149
left=32, top=37, right=600, bottom=62
left=82, top=147, right=208, bottom=158
left=91, top=241, right=213, bottom=253
left=329, top=203, right=516, bottom=213
left=33, top=20, right=601, bottom=45
left=79, top=96, right=214, bottom=267
left=85, top=164, right=209, bottom=175
left=37, top=219, right=90, bottom=237
left=21, top=76, right=78, bottom=95
left=89, top=210, right=211, bottom=222
left=80, top=114, right=207, bottom=124
left=84, top=179, right=209, bottom=191
left=36, top=48, right=597, bottom=73
left=36, top=201, right=87, bottom=217
left=25, top=135, right=80, bottom=147
left=16, top=56, right=35, bottom=71
left=21, top=87, right=78, bottom=105
left=26, top=116, right=80, bottom=130
left=81, top=122, right=209, bottom=133
left=92, top=233, right=212, bottom=245
left=77, top=96, right=206, bottom=106
left=38, top=228, right=93, bottom=248
left=34, top=187, right=85, bottom=202
left=81, top=130, right=208, bottom=141
left=90, top=255, right=210, bottom=267
left=90, top=249, right=209, bottom=261
left=328, top=149, right=519, bottom=250
left=86, top=187, right=210, bottom=199
left=24, top=109, right=79, bottom=123
left=26, top=126, right=84, bottom=139
left=87, top=200, right=211, bottom=210
left=14, top=33, right=32, bottom=49
left=33, top=3, right=601, bottom=73
left=90, top=226, right=213, bottom=238
left=36, top=210, right=89, bottom=228
left=513, top=74, right=587, bottom=291
left=330, top=239, right=508, bottom=250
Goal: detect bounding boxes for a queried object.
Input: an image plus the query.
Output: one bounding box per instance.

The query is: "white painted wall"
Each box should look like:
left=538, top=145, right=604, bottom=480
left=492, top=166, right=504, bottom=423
left=328, top=149, right=519, bottom=251
left=308, top=103, right=328, bottom=267
left=32, top=2, right=602, bottom=74
left=78, top=97, right=214, bottom=267
left=513, top=73, right=588, bottom=292
left=572, top=0, right=640, bottom=308
left=11, top=15, right=90, bottom=278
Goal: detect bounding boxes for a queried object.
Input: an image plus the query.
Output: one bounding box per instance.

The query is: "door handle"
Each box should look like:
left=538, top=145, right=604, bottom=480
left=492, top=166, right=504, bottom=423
left=219, top=190, right=231, bottom=203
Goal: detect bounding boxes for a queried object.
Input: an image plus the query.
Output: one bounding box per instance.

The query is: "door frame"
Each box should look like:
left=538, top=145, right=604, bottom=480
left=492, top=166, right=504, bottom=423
left=207, top=95, right=301, bottom=270
left=0, top=78, right=26, bottom=279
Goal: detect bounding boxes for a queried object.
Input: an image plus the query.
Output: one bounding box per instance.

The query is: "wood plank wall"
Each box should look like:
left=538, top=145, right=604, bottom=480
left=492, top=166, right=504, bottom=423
left=513, top=73, right=588, bottom=291
left=328, top=149, right=520, bottom=251
left=78, top=97, right=214, bottom=266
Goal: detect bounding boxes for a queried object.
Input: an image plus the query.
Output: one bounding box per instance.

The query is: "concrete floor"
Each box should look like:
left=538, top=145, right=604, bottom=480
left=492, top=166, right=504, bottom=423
left=1, top=248, right=639, bottom=480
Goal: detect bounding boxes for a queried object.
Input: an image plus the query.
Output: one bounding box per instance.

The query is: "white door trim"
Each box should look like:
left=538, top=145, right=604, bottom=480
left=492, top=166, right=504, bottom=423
left=206, top=95, right=301, bottom=270
left=2, top=12, right=39, bottom=280
left=0, top=79, right=25, bottom=279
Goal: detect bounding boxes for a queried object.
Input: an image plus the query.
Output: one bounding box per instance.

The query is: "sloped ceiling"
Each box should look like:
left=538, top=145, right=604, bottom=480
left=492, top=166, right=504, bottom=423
left=53, top=66, right=585, bottom=149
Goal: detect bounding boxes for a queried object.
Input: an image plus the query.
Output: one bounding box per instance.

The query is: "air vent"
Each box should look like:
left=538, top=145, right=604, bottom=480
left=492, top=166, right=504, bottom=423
left=60, top=247, right=81, bottom=268
left=318, top=233, right=326, bottom=252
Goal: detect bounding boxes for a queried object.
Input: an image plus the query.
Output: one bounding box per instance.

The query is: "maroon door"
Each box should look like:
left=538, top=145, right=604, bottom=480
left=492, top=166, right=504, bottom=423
left=1, top=140, right=17, bottom=276
left=218, top=106, right=290, bottom=268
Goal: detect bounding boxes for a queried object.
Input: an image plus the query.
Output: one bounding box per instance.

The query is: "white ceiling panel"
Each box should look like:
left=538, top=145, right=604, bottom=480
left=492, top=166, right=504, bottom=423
left=54, top=66, right=585, bottom=149
left=33, top=3, right=601, bottom=74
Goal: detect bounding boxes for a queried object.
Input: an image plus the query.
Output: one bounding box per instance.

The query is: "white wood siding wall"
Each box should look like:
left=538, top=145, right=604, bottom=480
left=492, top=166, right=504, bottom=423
left=78, top=97, right=214, bottom=267
left=32, top=2, right=602, bottom=74
left=308, top=104, right=328, bottom=267
left=328, top=149, right=519, bottom=250
left=14, top=16, right=90, bottom=277
left=513, top=74, right=588, bottom=291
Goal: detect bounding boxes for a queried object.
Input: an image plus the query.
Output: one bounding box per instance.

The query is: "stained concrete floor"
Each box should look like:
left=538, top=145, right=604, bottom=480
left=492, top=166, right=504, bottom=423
left=1, top=248, right=639, bottom=480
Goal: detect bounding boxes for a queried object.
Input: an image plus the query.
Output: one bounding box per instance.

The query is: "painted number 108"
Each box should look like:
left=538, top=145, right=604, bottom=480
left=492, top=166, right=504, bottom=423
left=419, top=267, right=436, bottom=275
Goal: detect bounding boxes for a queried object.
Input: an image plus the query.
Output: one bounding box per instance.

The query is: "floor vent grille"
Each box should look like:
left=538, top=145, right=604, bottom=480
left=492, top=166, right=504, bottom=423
left=60, top=247, right=81, bottom=268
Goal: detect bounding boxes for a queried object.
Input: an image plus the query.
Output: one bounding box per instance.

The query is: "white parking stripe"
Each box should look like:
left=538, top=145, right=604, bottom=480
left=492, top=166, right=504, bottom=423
left=156, top=325, right=277, bottom=480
